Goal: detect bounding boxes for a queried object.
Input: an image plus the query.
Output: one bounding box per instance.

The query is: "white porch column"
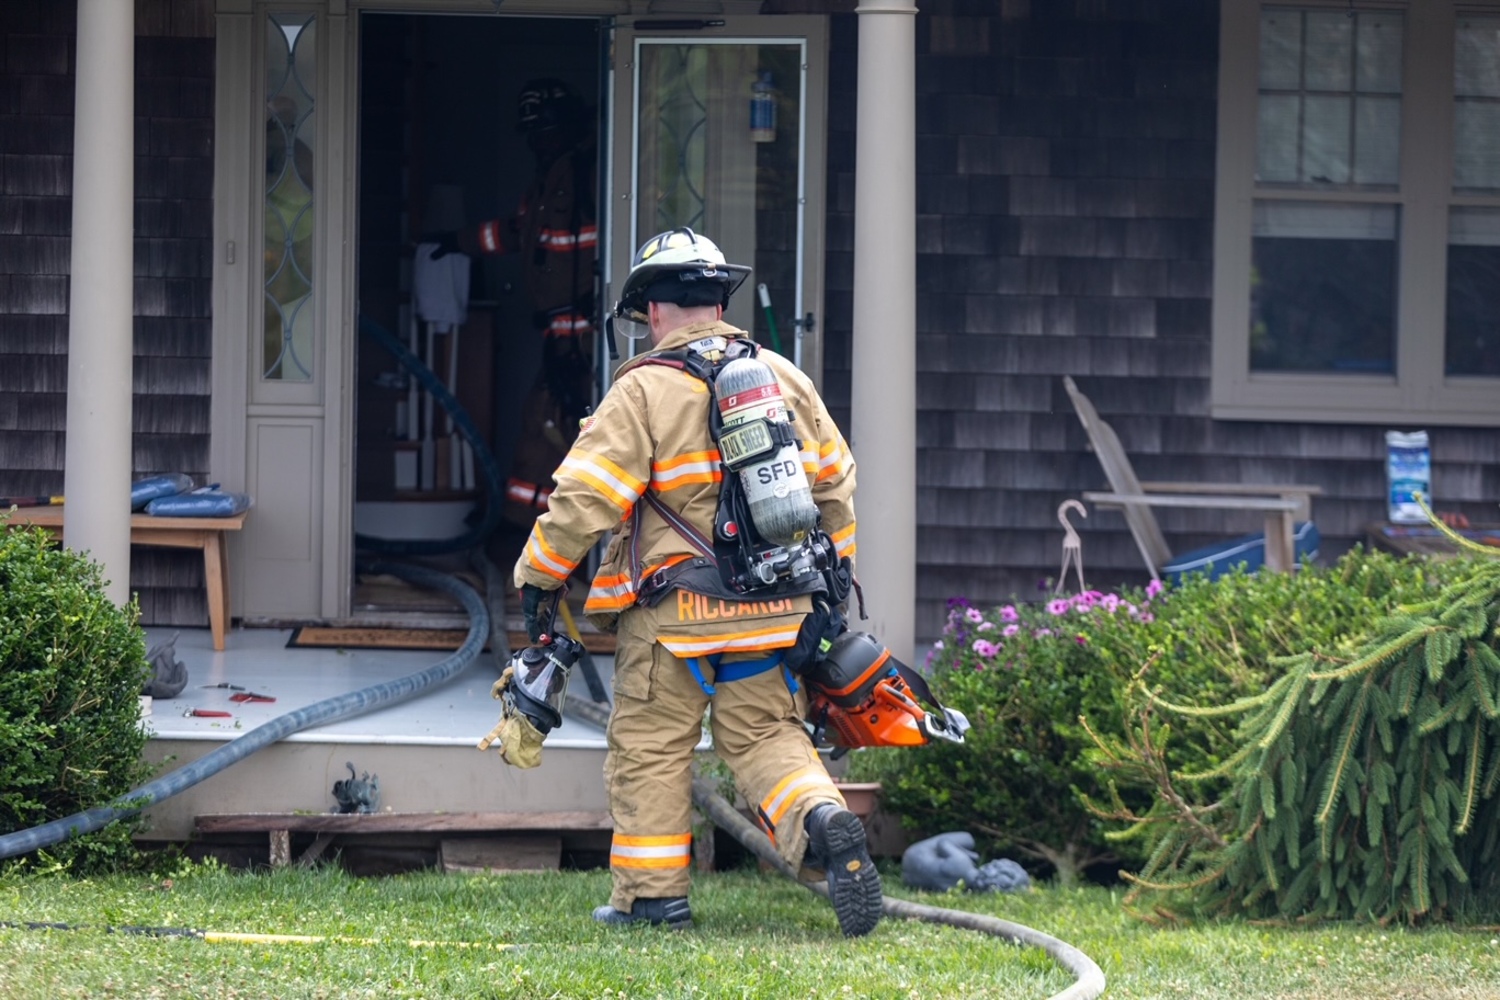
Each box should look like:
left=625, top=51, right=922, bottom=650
left=851, top=0, right=917, bottom=656
left=64, top=0, right=135, bottom=605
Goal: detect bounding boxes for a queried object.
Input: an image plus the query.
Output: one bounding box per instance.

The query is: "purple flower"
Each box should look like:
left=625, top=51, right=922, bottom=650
left=1078, top=590, right=1104, bottom=606
left=972, top=639, right=999, bottom=658
left=1047, top=598, right=1071, bottom=616
left=976, top=621, right=995, bottom=632
left=1137, top=611, right=1155, bottom=623
left=965, top=607, right=985, bottom=624
left=1146, top=578, right=1165, bottom=601
left=1075, top=635, right=1088, bottom=646
left=1100, top=594, right=1121, bottom=613
left=1002, top=624, right=1020, bottom=638
left=1034, top=628, right=1054, bottom=638
left=999, top=605, right=1019, bottom=623
left=933, top=640, right=945, bottom=651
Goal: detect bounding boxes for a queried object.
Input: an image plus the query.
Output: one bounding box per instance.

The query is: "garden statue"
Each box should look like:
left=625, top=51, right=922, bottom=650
left=901, top=831, right=1031, bottom=893
left=1055, top=499, right=1087, bottom=595
left=140, top=631, right=189, bottom=700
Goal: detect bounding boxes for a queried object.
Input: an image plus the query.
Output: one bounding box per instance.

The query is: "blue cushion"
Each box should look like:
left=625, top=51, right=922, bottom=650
left=1163, top=520, right=1320, bottom=585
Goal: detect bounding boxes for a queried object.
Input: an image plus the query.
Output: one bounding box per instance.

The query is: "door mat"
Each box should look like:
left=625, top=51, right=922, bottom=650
left=286, top=626, right=616, bottom=655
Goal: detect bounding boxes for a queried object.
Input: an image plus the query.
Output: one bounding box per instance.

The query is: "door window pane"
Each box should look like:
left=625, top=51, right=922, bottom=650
left=634, top=41, right=803, bottom=352
left=264, top=12, right=316, bottom=382
left=1250, top=201, right=1398, bottom=373
left=1256, top=9, right=1403, bottom=188
left=1454, top=18, right=1500, bottom=192
left=1446, top=208, right=1500, bottom=376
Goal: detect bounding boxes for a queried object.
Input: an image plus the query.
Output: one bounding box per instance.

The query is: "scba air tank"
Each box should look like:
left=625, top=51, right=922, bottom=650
left=714, top=357, right=819, bottom=548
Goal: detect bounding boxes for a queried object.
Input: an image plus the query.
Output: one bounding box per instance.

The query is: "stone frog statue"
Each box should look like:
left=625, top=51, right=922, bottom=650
left=900, top=831, right=1031, bottom=894
left=331, top=762, right=380, bottom=814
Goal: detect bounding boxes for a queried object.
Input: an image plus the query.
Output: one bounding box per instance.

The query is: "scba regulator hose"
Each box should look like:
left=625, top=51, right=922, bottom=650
left=0, top=562, right=488, bottom=863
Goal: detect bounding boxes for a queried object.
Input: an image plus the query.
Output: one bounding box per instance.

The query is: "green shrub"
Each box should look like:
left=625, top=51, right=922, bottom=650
left=849, top=547, right=1462, bottom=887
left=1094, top=543, right=1500, bottom=924
left=0, top=516, right=153, bottom=873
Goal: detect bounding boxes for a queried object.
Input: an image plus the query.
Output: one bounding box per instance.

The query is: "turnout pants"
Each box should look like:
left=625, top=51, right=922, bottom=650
left=604, top=611, right=846, bottom=911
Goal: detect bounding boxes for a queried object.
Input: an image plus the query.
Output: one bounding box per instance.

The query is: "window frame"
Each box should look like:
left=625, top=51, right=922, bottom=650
left=1211, top=0, right=1500, bottom=426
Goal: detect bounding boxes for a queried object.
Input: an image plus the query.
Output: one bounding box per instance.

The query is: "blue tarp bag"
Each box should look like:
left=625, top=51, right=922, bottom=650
left=130, top=473, right=194, bottom=510
left=145, top=486, right=253, bottom=518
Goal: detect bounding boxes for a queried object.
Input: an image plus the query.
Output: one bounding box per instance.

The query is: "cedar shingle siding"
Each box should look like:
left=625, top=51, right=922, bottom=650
left=0, top=0, right=214, bottom=627
left=820, top=2, right=1500, bottom=641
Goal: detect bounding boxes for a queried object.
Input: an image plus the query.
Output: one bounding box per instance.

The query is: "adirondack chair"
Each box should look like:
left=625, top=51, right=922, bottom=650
left=1062, top=376, right=1322, bottom=583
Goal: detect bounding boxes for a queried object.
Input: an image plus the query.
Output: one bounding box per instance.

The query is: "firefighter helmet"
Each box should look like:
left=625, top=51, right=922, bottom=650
left=612, top=228, right=751, bottom=340
left=516, top=78, right=585, bottom=133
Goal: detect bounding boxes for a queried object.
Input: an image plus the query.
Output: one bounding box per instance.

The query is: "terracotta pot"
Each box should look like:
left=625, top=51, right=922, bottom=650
left=834, top=781, right=882, bottom=821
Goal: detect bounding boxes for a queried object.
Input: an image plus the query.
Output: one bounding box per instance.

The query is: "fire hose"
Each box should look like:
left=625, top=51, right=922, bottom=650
left=0, top=563, right=1105, bottom=999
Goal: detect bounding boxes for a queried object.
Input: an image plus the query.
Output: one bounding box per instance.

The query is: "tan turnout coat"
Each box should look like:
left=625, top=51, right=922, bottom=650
left=513, top=319, right=857, bottom=657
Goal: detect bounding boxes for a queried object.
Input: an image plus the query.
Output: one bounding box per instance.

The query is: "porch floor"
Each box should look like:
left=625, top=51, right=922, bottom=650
left=141, top=624, right=613, bottom=749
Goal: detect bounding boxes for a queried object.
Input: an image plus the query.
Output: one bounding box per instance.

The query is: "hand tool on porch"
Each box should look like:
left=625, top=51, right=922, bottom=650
left=0, top=495, right=64, bottom=508
left=184, top=708, right=233, bottom=718
left=201, top=682, right=245, bottom=691
left=228, top=691, right=277, bottom=704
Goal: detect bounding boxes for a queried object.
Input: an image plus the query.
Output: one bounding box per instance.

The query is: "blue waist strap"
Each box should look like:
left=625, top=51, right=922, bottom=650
left=684, top=653, right=796, bottom=697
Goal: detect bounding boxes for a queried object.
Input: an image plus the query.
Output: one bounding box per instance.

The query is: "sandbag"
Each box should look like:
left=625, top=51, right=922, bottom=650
left=145, top=487, right=253, bottom=518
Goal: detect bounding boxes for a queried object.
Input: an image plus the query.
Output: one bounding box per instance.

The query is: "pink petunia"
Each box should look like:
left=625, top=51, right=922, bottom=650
left=1078, top=590, right=1103, bottom=606
left=1100, top=594, right=1121, bottom=612
left=976, top=621, right=995, bottom=631
left=1034, top=628, right=1054, bottom=638
left=1002, top=624, right=1020, bottom=637
left=1075, top=634, right=1088, bottom=646
left=1145, top=578, right=1165, bottom=600
left=972, top=639, right=999, bottom=658
left=965, top=607, right=985, bottom=624
left=999, top=605, right=1019, bottom=622
left=1047, top=598, right=1071, bottom=615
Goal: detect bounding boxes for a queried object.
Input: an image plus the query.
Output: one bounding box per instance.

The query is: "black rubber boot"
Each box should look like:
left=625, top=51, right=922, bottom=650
left=591, top=896, right=693, bottom=930
left=805, top=803, right=883, bottom=937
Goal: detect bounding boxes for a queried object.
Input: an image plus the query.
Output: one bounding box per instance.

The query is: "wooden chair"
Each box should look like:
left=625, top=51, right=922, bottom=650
left=1062, top=376, right=1322, bottom=582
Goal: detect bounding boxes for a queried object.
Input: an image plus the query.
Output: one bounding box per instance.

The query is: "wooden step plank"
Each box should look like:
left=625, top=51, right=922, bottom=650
left=196, top=810, right=612, bottom=835
left=439, top=836, right=561, bottom=874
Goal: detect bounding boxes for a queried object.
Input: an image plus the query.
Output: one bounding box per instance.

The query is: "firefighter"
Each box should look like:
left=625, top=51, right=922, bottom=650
left=510, top=229, right=882, bottom=937
left=431, top=77, right=597, bottom=529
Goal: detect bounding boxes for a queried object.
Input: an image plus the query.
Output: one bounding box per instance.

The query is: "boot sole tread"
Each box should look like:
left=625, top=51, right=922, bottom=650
left=814, top=809, right=883, bottom=938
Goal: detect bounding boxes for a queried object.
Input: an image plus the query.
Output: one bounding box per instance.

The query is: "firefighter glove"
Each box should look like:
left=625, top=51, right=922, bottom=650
left=521, top=583, right=549, bottom=642
left=476, top=667, right=547, bottom=769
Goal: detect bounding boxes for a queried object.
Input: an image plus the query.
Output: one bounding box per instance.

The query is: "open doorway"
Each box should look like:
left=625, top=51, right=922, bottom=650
left=353, top=13, right=603, bottom=616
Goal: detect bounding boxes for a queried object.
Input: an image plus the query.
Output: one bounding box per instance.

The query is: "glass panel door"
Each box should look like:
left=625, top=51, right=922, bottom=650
left=608, top=18, right=826, bottom=380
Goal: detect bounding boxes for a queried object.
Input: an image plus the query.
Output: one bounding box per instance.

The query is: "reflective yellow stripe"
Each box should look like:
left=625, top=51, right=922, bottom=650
left=584, top=572, right=635, bottom=612
left=524, top=523, right=575, bottom=581
left=831, top=521, right=857, bottom=558
left=760, top=768, right=828, bottom=828
left=658, top=624, right=801, bottom=657
left=610, top=832, right=692, bottom=869
left=652, top=450, right=722, bottom=490
left=816, top=437, right=851, bottom=482
left=559, top=450, right=645, bottom=510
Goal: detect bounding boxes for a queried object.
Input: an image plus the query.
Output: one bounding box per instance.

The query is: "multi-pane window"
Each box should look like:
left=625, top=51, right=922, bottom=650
left=1213, top=1, right=1500, bottom=424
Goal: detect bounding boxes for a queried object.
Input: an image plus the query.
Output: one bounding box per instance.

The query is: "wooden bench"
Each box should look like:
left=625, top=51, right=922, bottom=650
left=195, top=811, right=613, bottom=870
left=7, top=507, right=248, bottom=651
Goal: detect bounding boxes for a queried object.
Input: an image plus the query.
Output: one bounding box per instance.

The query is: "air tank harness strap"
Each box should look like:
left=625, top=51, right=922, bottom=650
left=683, top=652, right=798, bottom=698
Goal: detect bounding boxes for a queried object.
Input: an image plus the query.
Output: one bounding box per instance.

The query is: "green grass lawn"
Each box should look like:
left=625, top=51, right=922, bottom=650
left=2, top=863, right=1496, bottom=999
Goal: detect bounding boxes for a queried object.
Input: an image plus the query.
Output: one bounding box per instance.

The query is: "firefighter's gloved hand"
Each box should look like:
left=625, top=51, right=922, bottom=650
left=521, top=583, right=549, bottom=643
left=476, top=667, right=546, bottom=769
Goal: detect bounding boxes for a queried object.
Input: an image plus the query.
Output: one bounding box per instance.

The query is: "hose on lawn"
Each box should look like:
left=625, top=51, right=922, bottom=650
left=504, top=663, right=1107, bottom=999
left=0, top=561, right=487, bottom=863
